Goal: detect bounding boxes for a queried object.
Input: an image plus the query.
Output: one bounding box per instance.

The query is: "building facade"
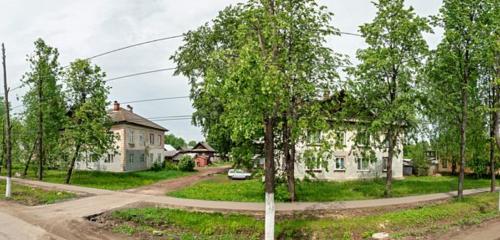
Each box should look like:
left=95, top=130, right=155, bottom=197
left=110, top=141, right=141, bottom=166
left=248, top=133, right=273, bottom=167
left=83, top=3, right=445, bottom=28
left=75, top=101, right=167, bottom=172
left=294, top=130, right=404, bottom=181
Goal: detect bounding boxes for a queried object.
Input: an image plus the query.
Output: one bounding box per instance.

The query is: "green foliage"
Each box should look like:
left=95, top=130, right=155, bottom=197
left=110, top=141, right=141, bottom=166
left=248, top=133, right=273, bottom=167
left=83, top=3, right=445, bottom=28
left=150, top=161, right=164, bottom=172
left=169, top=175, right=500, bottom=202
left=172, top=0, right=343, bottom=179
left=404, top=142, right=430, bottom=176
left=62, top=59, right=115, bottom=182
left=345, top=0, right=430, bottom=159
left=178, top=155, right=195, bottom=172
left=424, top=0, right=497, bottom=186
left=109, top=193, right=499, bottom=239
left=21, top=38, right=67, bottom=169
left=164, top=134, right=187, bottom=150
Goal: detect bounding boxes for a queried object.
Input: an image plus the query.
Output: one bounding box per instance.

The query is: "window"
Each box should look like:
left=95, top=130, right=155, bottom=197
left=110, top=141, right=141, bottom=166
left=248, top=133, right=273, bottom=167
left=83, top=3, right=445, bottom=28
left=335, top=131, right=346, bottom=147
left=304, top=151, right=323, bottom=172
left=382, top=157, right=388, bottom=172
left=105, top=154, right=114, bottom=163
left=334, top=157, right=345, bottom=171
left=356, top=157, right=371, bottom=171
left=158, top=135, right=162, bottom=146
left=140, top=154, right=145, bottom=162
left=307, top=131, right=321, bottom=144
left=138, top=132, right=144, bottom=146
left=128, top=130, right=135, bottom=144
left=357, top=132, right=370, bottom=146
left=442, top=159, right=448, bottom=168
left=157, top=153, right=162, bottom=162
left=150, top=153, right=154, bottom=162
left=150, top=133, right=155, bottom=145
left=128, top=153, right=134, bottom=163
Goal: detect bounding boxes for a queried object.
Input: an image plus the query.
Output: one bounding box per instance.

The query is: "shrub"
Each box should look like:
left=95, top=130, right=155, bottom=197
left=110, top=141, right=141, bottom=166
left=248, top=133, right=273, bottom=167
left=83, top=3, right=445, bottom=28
left=150, top=161, right=164, bottom=172
left=178, top=156, right=195, bottom=172
left=164, top=161, right=178, bottom=171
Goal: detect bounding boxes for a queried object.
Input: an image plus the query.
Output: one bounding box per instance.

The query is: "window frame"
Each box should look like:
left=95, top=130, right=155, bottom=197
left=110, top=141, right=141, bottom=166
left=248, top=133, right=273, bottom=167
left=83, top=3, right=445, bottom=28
left=382, top=157, right=388, bottom=172
left=334, top=156, right=346, bottom=171
left=150, top=133, right=155, bottom=145
left=128, top=153, right=134, bottom=163
left=128, top=129, right=135, bottom=145
left=356, top=157, right=371, bottom=172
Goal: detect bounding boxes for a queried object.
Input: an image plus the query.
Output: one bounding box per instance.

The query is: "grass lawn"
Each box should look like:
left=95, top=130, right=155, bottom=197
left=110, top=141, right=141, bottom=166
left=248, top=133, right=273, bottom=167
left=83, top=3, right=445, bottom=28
left=0, top=180, right=76, bottom=205
left=169, top=174, right=500, bottom=202
left=7, top=165, right=194, bottom=190
left=105, top=193, right=500, bottom=239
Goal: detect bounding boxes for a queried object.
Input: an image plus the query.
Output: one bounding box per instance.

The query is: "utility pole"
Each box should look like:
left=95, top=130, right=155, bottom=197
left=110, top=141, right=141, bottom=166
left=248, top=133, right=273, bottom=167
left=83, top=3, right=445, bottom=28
left=2, top=43, right=12, bottom=198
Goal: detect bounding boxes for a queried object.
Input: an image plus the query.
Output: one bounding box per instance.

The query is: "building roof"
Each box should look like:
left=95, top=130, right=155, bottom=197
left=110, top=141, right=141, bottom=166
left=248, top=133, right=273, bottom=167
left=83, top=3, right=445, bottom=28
left=164, top=144, right=176, bottom=151
left=192, top=142, right=216, bottom=152
left=108, top=107, right=168, bottom=132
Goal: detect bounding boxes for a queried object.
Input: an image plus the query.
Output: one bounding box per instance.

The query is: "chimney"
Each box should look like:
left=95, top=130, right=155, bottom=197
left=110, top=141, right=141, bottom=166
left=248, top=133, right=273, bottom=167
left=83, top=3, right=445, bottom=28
left=127, top=105, right=133, bottom=112
left=113, top=101, right=120, bottom=111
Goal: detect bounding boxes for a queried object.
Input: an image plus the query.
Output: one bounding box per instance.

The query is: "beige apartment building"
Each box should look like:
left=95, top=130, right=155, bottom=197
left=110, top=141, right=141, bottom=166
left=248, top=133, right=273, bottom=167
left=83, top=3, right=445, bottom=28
left=75, top=101, right=167, bottom=172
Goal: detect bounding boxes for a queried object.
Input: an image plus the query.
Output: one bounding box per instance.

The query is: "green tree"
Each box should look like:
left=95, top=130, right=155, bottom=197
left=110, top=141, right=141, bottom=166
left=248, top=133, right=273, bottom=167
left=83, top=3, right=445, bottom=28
left=164, top=134, right=187, bottom=150
left=62, top=59, right=114, bottom=184
left=427, top=0, right=491, bottom=199
left=188, top=140, right=197, bottom=147
left=21, top=39, right=66, bottom=180
left=477, top=0, right=499, bottom=192
left=173, top=0, right=341, bottom=236
left=346, top=0, right=430, bottom=197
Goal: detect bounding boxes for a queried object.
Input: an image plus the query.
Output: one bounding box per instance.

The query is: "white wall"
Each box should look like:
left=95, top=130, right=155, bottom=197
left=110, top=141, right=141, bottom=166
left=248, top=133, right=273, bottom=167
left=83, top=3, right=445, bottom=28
left=75, top=124, right=165, bottom=172
left=295, top=130, right=404, bottom=181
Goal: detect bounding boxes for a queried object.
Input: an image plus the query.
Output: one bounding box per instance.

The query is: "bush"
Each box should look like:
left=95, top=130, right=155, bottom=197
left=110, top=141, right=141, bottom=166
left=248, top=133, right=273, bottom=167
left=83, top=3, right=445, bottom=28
left=150, top=161, right=164, bottom=172
left=178, top=156, right=195, bottom=172
left=164, top=161, right=178, bottom=171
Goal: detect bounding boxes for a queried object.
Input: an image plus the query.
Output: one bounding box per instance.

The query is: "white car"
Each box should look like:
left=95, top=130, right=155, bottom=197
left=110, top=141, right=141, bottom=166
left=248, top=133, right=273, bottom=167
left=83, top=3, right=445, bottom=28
left=227, top=169, right=252, bottom=180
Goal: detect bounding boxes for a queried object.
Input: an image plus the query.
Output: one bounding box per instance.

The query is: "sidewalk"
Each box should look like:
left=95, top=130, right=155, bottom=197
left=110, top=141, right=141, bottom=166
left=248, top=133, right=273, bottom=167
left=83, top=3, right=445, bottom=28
left=1, top=176, right=495, bottom=213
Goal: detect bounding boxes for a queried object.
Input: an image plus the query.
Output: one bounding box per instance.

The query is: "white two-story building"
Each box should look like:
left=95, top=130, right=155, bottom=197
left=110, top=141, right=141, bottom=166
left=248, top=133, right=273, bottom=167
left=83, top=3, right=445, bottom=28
left=294, top=129, right=404, bottom=181
left=75, top=101, right=167, bottom=172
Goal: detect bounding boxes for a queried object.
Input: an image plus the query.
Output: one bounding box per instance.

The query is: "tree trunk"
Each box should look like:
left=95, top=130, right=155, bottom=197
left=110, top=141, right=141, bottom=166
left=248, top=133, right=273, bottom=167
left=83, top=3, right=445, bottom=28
left=384, top=129, right=395, bottom=198
left=458, top=50, right=469, bottom=200
left=264, top=117, right=275, bottom=240
left=451, top=159, right=457, bottom=175
left=282, top=112, right=296, bottom=202
left=65, top=143, right=81, bottom=184
left=490, top=110, right=496, bottom=192
left=37, top=68, right=44, bottom=181
left=23, top=141, right=37, bottom=177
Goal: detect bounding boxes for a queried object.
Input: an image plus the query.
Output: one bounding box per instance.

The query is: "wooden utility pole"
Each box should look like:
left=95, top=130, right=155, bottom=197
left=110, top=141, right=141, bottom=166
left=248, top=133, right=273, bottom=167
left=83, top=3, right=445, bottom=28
left=2, top=43, right=12, bottom=197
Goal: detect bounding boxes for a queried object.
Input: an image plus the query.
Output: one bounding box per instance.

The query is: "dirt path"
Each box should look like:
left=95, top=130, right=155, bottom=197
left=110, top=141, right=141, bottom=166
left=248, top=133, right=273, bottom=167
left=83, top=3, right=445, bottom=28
left=442, top=217, right=500, bottom=240
left=123, top=166, right=229, bottom=195
left=0, top=175, right=498, bottom=240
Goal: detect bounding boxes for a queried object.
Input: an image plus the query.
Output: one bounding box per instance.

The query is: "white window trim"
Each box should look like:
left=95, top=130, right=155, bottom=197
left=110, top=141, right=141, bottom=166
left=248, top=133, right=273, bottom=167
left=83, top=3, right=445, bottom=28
left=356, top=157, right=372, bottom=172
left=334, top=156, right=346, bottom=171
left=382, top=157, right=389, bottom=172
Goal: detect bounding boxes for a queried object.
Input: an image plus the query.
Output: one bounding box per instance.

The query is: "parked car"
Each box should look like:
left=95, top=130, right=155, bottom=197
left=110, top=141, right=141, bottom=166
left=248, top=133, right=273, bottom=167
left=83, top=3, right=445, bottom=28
left=227, top=169, right=252, bottom=180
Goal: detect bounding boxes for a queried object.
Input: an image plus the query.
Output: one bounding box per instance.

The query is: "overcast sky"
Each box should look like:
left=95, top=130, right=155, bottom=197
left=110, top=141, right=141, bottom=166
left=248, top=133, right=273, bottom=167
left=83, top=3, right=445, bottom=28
left=1, top=0, right=443, bottom=141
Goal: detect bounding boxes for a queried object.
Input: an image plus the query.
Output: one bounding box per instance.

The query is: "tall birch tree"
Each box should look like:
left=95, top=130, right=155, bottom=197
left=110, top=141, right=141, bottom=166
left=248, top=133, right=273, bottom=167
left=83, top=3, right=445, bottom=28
left=347, top=0, right=430, bottom=197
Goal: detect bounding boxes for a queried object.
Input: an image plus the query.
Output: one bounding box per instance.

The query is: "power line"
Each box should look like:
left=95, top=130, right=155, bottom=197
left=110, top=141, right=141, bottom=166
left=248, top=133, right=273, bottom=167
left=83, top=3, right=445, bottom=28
left=104, top=67, right=176, bottom=82
left=121, top=96, right=189, bottom=104
left=339, top=31, right=362, bottom=37
left=86, top=35, right=185, bottom=60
